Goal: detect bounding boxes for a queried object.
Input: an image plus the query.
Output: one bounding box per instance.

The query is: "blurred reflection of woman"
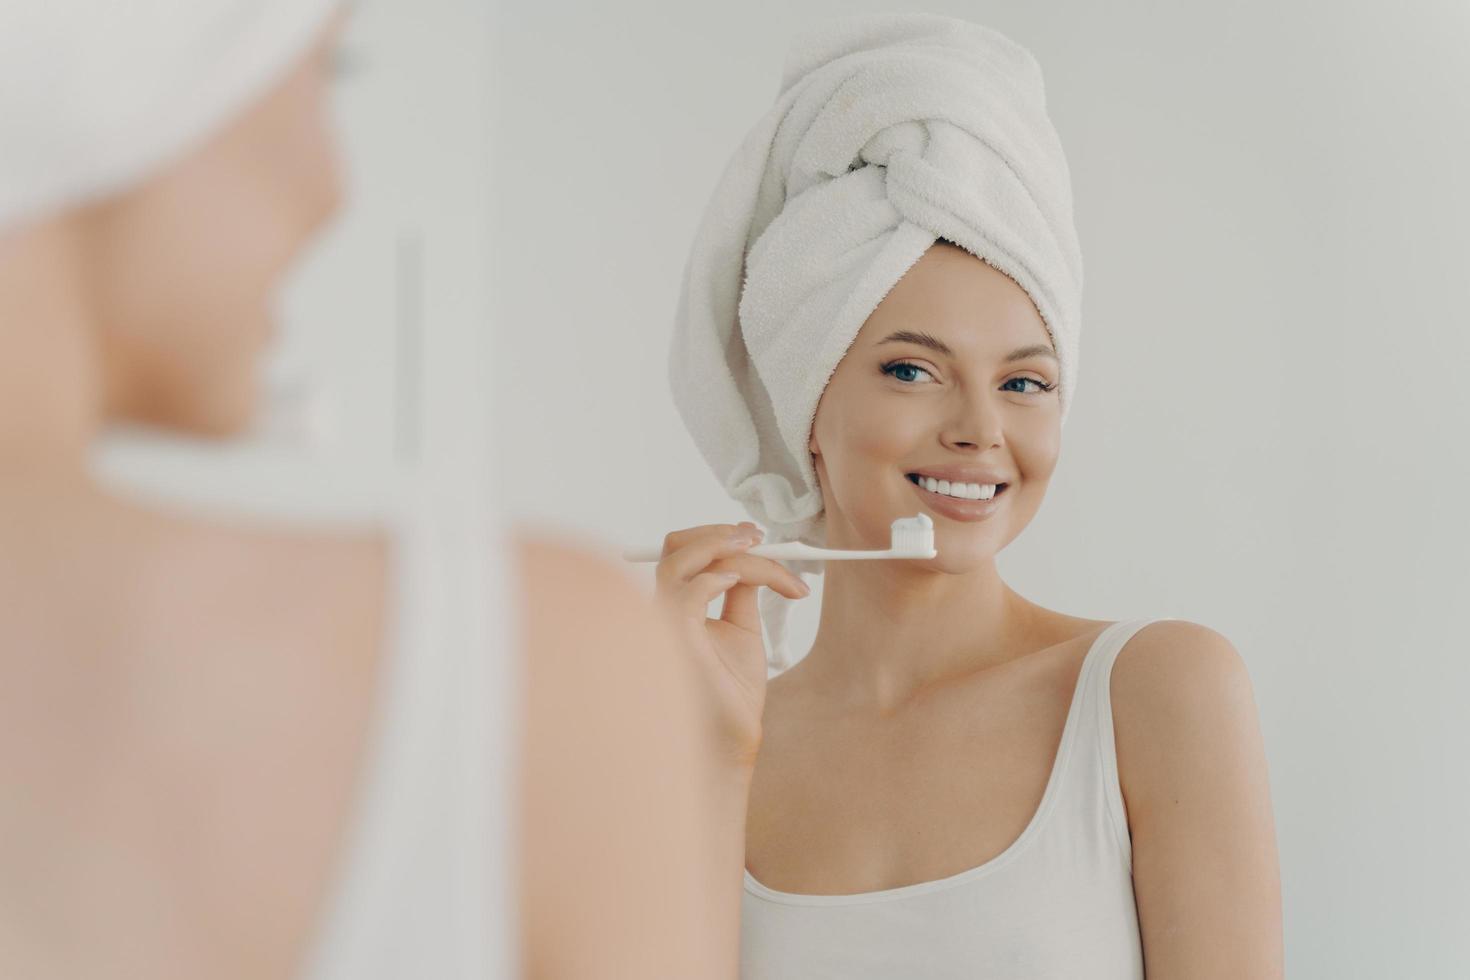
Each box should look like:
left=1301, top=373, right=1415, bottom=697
left=0, top=4, right=722, bottom=978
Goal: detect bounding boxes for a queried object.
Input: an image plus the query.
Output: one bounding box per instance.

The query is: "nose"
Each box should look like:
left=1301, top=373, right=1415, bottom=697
left=941, top=390, right=1004, bottom=451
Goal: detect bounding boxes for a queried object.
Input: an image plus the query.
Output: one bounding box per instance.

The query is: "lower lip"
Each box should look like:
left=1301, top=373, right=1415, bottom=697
left=907, top=475, right=1009, bottom=522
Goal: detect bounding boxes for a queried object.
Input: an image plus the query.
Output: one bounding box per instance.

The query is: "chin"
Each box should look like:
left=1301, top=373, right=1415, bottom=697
left=937, top=543, right=995, bottom=568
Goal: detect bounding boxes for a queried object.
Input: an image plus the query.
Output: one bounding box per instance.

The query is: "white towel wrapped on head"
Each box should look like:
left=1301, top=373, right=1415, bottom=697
left=668, top=12, right=1084, bottom=672
left=0, top=0, right=342, bottom=236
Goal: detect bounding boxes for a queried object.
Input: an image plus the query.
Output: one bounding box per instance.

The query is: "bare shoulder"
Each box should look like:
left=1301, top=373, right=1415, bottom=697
left=511, top=526, right=687, bottom=704
left=512, top=527, right=671, bottom=648
left=1109, top=619, right=1284, bottom=977
left=1110, top=619, right=1258, bottom=725
left=513, top=527, right=634, bottom=599
left=1109, top=619, right=1263, bottom=813
left=510, top=528, right=715, bottom=977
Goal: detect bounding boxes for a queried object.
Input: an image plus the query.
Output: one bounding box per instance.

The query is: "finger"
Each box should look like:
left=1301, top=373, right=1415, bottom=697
left=719, top=578, right=761, bottom=634
left=664, top=553, right=803, bottom=625
left=659, top=523, right=741, bottom=559
left=655, top=526, right=760, bottom=595
left=666, top=520, right=762, bottom=556
left=708, top=557, right=809, bottom=634
left=677, top=569, right=744, bottom=619
left=706, top=553, right=808, bottom=600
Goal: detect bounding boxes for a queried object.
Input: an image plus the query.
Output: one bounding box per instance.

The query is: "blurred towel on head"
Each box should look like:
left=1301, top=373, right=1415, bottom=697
left=0, top=0, right=342, bottom=235
left=667, top=13, right=1085, bottom=671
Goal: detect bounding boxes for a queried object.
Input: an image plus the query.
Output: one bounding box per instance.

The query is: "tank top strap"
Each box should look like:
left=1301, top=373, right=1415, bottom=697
left=1060, top=617, right=1180, bottom=870
left=409, top=481, right=522, bottom=980
left=298, top=476, right=522, bottom=979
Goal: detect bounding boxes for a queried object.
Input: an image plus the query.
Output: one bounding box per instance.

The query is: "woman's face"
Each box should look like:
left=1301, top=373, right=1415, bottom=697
left=808, top=242, right=1063, bottom=568
left=81, top=14, right=349, bottom=436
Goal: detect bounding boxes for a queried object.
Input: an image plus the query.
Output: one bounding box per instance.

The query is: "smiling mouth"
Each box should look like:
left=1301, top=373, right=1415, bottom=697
left=905, top=473, right=1010, bottom=498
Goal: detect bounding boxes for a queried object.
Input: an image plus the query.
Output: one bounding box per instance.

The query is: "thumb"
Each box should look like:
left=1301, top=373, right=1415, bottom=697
left=718, top=579, right=761, bottom=634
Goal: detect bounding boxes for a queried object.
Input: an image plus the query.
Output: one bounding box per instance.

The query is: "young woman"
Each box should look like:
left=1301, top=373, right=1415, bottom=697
left=654, top=14, right=1284, bottom=978
left=0, top=4, right=722, bottom=978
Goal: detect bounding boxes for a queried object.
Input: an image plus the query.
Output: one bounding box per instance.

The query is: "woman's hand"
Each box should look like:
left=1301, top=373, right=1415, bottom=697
left=653, top=521, right=810, bottom=770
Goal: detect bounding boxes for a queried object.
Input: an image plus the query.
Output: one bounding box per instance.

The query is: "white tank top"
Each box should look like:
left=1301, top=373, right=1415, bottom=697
left=741, top=617, right=1172, bottom=979
left=296, top=477, right=521, bottom=980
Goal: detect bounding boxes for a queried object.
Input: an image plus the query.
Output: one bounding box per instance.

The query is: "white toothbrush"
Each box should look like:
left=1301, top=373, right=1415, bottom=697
left=622, top=513, right=936, bottom=563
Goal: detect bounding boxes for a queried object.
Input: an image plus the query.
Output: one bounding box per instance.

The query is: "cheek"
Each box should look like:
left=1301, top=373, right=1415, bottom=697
left=815, top=385, right=924, bottom=487
left=102, top=106, right=339, bottom=340
left=1012, top=414, right=1061, bottom=482
left=218, top=128, right=338, bottom=290
left=92, top=182, right=271, bottom=352
left=850, top=417, right=919, bottom=476
left=177, top=77, right=341, bottom=298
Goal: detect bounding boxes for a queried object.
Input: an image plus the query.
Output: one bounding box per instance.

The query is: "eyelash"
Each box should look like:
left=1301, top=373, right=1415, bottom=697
left=880, top=359, right=1057, bottom=394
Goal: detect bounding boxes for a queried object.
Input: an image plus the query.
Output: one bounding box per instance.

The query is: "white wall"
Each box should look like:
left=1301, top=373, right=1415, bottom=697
left=488, top=0, right=1470, bottom=975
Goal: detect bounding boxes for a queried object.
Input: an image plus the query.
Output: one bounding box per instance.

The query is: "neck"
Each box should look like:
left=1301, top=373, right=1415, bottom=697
left=0, top=218, right=107, bottom=488
left=793, top=531, right=1041, bottom=715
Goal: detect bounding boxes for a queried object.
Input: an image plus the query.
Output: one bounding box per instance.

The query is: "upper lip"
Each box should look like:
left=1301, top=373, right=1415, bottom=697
left=906, top=465, right=1011, bottom=486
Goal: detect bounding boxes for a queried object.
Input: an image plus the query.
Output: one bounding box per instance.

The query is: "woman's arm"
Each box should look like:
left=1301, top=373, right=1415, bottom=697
left=1111, top=620, right=1285, bottom=978
left=517, top=533, right=742, bottom=979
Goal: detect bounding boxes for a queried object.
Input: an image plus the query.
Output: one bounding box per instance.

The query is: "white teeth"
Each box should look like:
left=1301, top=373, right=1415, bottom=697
left=916, top=475, right=998, bottom=500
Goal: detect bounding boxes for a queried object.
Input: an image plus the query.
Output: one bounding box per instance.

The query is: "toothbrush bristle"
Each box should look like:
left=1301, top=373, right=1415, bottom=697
left=889, top=514, right=936, bottom=558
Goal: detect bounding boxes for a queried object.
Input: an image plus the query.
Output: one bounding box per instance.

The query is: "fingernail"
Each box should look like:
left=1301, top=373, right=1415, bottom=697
left=798, top=582, right=811, bottom=596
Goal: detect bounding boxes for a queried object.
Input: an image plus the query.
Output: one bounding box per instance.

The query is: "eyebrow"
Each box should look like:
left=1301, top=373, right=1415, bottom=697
left=877, top=329, right=1058, bottom=363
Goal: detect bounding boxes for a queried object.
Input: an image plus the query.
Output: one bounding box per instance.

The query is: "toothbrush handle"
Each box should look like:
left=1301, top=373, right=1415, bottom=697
left=749, top=542, right=843, bottom=561
left=621, top=542, right=890, bottom=563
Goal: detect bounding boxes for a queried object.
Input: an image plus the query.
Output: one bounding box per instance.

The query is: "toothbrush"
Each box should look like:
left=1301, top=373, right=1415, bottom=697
left=622, top=513, right=936, bottom=563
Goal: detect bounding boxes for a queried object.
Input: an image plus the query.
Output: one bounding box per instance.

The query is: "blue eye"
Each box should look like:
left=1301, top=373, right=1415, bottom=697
left=1002, top=376, right=1057, bottom=394
left=880, top=360, right=936, bottom=384
left=880, top=360, right=1058, bottom=394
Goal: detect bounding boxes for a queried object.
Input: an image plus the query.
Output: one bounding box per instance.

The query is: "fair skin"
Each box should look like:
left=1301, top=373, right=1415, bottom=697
left=660, top=242, right=1283, bottom=976
left=0, top=13, right=725, bottom=980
